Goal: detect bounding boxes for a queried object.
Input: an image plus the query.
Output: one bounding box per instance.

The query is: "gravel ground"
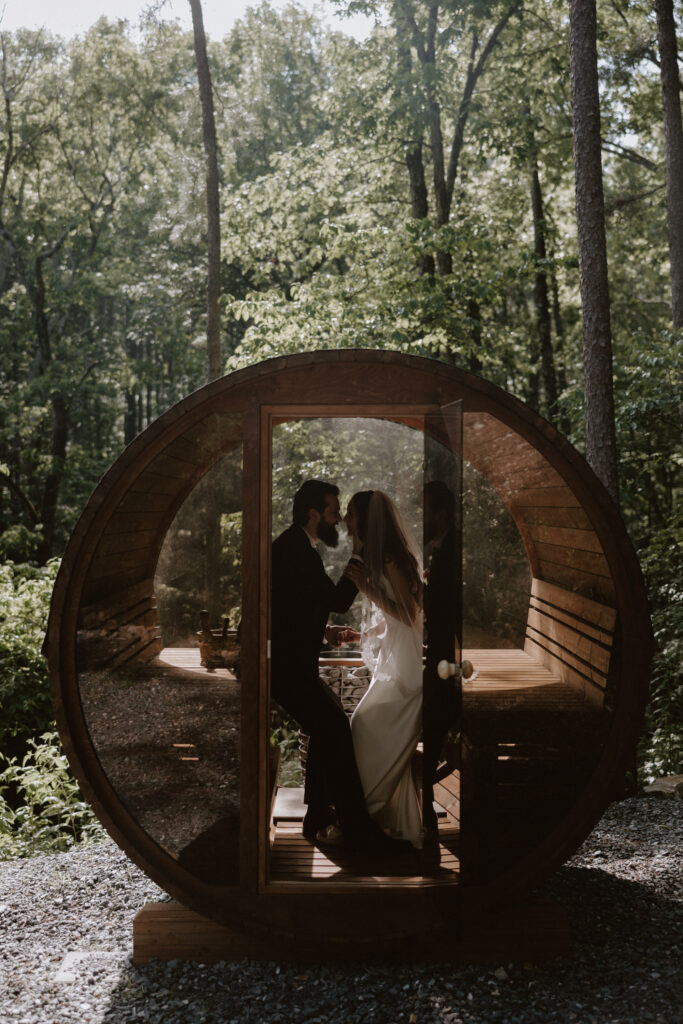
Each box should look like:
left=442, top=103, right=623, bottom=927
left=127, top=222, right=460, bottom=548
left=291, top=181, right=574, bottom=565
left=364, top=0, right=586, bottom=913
left=1, top=796, right=681, bottom=1024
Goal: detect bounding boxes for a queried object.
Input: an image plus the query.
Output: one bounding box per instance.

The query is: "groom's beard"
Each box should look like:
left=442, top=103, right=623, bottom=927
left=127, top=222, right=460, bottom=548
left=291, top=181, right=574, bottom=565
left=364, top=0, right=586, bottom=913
left=317, top=520, right=339, bottom=548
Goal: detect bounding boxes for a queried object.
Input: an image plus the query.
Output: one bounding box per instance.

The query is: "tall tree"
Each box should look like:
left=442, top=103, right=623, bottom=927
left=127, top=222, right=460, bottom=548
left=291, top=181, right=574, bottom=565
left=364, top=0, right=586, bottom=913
left=189, top=0, right=222, bottom=381
left=569, top=0, right=619, bottom=504
left=392, top=0, right=522, bottom=276
left=654, top=0, right=683, bottom=329
left=523, top=93, right=559, bottom=422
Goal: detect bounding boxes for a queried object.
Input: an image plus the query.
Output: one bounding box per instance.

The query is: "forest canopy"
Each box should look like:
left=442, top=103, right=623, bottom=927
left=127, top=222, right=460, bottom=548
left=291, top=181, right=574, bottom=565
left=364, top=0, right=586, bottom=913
left=0, top=0, right=681, bottom=779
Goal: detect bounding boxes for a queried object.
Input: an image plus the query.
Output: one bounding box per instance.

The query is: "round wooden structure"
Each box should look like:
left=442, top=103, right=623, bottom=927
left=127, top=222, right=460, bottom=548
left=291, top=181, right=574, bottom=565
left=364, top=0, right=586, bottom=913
left=47, top=350, right=652, bottom=951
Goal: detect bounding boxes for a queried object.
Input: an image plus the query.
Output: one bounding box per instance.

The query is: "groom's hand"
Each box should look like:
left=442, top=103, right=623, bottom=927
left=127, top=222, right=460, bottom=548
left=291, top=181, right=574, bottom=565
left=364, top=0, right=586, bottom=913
left=324, top=625, right=358, bottom=646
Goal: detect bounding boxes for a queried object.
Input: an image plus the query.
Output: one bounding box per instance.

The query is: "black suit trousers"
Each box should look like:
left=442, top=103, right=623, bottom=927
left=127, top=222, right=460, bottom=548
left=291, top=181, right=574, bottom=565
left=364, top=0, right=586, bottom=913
left=272, top=667, right=370, bottom=836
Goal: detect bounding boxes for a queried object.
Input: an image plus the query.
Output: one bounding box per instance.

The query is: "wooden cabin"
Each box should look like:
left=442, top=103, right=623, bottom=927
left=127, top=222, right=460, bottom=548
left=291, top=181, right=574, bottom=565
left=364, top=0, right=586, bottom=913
left=47, top=351, right=652, bottom=961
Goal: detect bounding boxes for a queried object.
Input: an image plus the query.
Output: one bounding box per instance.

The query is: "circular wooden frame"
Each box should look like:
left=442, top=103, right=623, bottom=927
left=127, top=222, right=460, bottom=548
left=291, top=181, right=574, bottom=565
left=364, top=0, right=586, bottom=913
left=48, top=350, right=652, bottom=942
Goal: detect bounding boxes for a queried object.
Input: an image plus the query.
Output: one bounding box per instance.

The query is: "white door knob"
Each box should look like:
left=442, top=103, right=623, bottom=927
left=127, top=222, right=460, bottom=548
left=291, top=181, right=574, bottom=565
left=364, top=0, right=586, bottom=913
left=437, top=659, right=475, bottom=681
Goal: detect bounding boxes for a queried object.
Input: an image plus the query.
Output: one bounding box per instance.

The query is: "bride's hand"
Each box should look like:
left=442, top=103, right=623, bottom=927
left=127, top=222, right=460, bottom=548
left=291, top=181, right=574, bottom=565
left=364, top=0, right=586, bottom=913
left=343, top=559, right=370, bottom=593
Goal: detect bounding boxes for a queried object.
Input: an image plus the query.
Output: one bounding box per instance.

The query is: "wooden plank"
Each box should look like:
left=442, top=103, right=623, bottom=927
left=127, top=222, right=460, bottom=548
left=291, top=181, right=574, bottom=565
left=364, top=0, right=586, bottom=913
left=531, top=578, right=617, bottom=631
left=145, top=451, right=199, bottom=479
left=529, top=596, right=613, bottom=647
left=524, top=634, right=606, bottom=701
left=115, top=491, right=174, bottom=514
left=102, top=511, right=168, bottom=534
left=182, top=412, right=243, bottom=453
left=161, top=435, right=206, bottom=467
left=528, top=524, right=604, bottom=554
left=536, top=560, right=616, bottom=603
left=522, top=506, right=593, bottom=530
left=512, top=487, right=581, bottom=508
left=81, top=568, right=148, bottom=605
left=88, top=547, right=151, bottom=577
left=80, top=579, right=154, bottom=620
left=133, top=899, right=568, bottom=963
left=527, top=608, right=612, bottom=674
left=92, top=530, right=156, bottom=556
left=129, top=471, right=188, bottom=496
left=534, top=541, right=611, bottom=578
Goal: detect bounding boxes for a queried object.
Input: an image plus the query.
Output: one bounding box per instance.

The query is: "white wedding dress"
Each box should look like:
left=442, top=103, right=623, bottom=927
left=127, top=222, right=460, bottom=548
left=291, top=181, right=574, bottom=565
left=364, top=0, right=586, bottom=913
left=350, top=577, right=424, bottom=849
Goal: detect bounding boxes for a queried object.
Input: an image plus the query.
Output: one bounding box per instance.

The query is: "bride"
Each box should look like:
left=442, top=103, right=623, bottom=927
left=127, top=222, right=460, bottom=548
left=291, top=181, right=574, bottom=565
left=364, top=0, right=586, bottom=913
left=342, top=490, right=424, bottom=849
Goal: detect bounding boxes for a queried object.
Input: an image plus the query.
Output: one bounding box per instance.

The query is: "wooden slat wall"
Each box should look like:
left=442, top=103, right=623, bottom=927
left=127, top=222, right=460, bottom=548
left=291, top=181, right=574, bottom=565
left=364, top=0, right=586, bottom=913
left=81, top=416, right=243, bottom=607
left=524, top=578, right=616, bottom=706
left=464, top=412, right=616, bottom=603
left=78, top=579, right=162, bottom=671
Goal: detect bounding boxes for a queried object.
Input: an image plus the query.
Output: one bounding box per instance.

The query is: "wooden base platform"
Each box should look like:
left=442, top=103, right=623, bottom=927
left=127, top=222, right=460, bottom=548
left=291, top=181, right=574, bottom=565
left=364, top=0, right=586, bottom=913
left=133, top=898, right=569, bottom=964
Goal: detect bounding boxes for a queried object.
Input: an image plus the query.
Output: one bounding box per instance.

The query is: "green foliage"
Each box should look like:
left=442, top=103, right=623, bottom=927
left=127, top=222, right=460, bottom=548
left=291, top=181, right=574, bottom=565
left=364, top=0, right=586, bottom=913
left=0, top=560, right=58, bottom=752
left=270, top=713, right=303, bottom=788
left=0, top=732, right=106, bottom=860
left=637, top=512, right=683, bottom=783
left=0, top=3, right=681, bottom=793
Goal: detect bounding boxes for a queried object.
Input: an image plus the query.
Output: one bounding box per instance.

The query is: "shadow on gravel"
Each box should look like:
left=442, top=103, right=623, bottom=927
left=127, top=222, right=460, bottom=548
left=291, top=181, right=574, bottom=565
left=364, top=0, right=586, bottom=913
left=97, top=865, right=682, bottom=1024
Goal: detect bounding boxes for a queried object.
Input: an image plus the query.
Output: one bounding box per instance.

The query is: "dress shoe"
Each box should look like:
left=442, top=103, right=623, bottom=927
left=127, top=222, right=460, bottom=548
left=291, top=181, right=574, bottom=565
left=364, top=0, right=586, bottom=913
left=302, top=810, right=336, bottom=842
left=313, top=824, right=344, bottom=847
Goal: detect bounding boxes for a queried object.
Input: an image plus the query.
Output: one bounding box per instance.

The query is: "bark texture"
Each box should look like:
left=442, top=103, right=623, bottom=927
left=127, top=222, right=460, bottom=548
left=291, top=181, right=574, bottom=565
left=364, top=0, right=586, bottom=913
left=569, top=0, right=619, bottom=504
left=655, top=0, right=683, bottom=329
left=189, top=0, right=222, bottom=381
left=524, top=96, right=558, bottom=420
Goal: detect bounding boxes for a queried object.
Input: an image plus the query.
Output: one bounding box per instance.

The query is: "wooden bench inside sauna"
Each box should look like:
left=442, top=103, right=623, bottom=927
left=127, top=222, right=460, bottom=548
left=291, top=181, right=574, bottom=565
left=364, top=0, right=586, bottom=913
left=47, top=351, right=651, bottom=961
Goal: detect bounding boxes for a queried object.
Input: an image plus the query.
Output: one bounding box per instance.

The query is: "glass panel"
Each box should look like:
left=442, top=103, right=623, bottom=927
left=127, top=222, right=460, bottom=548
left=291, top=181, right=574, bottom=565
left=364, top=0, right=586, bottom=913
left=76, top=419, right=243, bottom=887
left=268, top=416, right=424, bottom=881
left=423, top=402, right=463, bottom=875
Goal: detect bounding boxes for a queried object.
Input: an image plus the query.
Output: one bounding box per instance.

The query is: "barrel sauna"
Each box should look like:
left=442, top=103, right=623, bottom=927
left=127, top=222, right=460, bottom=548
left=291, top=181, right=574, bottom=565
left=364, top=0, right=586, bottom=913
left=47, top=351, right=652, bottom=961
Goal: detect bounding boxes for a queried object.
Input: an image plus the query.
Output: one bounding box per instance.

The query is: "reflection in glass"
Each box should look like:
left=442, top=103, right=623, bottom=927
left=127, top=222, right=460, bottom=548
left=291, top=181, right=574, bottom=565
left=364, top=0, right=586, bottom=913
left=77, top=437, right=242, bottom=887
left=270, top=418, right=424, bottom=803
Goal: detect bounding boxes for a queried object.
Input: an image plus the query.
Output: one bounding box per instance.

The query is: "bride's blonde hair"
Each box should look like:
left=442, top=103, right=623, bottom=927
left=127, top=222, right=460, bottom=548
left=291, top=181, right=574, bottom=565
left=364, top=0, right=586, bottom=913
left=351, top=490, right=422, bottom=605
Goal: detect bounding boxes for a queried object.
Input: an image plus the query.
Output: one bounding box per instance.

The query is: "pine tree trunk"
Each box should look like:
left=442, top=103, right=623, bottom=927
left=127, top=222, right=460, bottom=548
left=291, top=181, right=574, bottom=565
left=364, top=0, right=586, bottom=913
left=524, top=96, right=559, bottom=421
left=189, top=0, right=222, bottom=381
left=569, top=0, right=619, bottom=504
left=655, top=0, right=683, bottom=329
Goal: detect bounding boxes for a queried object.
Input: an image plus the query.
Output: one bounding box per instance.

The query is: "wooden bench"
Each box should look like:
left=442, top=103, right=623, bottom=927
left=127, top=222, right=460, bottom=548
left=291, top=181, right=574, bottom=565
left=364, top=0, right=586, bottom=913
left=461, top=578, right=617, bottom=877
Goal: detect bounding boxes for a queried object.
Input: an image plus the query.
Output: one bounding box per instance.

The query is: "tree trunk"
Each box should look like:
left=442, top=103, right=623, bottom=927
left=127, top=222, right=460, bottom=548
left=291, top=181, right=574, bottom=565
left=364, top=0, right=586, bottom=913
left=524, top=95, right=559, bottom=422
left=655, top=0, right=683, bottom=329
left=36, top=392, right=68, bottom=564
left=550, top=261, right=572, bottom=437
left=189, top=0, right=222, bottom=381
left=569, top=0, right=619, bottom=504
left=405, top=141, right=435, bottom=277
left=466, top=296, right=482, bottom=373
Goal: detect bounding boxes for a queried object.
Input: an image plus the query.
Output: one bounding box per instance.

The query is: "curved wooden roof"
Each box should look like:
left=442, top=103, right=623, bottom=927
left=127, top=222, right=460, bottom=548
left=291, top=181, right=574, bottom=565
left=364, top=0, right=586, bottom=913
left=76, top=353, right=615, bottom=620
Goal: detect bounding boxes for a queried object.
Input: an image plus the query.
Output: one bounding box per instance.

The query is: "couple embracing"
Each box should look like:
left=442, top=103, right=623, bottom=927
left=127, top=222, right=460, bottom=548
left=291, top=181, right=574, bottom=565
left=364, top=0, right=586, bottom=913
left=271, top=479, right=424, bottom=855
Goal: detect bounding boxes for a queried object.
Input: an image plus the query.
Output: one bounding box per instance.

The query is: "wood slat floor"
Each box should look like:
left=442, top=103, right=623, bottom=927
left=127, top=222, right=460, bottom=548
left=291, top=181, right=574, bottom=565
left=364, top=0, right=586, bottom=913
left=157, top=647, right=236, bottom=681
left=462, top=648, right=584, bottom=705
left=269, top=820, right=460, bottom=887
left=157, top=647, right=576, bottom=701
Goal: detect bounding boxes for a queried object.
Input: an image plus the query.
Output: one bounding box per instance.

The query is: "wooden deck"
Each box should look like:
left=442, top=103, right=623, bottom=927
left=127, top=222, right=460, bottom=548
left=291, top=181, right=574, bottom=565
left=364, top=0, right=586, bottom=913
left=269, top=818, right=460, bottom=887
left=156, top=645, right=582, bottom=703
left=462, top=647, right=586, bottom=705
left=153, top=645, right=593, bottom=887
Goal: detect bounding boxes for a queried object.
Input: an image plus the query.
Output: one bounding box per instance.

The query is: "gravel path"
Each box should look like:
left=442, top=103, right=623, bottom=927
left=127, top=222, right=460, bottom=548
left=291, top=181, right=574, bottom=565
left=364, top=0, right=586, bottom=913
left=1, top=796, right=681, bottom=1024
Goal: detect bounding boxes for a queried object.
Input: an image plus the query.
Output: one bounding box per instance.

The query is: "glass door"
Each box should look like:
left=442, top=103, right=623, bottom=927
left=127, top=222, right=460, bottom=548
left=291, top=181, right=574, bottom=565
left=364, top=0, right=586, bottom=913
left=423, top=401, right=464, bottom=868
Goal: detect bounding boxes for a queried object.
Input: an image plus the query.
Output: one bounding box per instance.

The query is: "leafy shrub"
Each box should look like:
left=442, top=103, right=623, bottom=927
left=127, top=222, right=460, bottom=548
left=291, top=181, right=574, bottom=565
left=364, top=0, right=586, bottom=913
left=0, top=731, right=106, bottom=860
left=0, top=559, right=58, bottom=754
left=637, top=514, right=683, bottom=783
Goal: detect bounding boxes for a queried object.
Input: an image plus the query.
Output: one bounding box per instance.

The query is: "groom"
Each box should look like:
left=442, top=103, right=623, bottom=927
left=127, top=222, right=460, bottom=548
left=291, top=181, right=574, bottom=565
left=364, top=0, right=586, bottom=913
left=270, top=479, right=395, bottom=853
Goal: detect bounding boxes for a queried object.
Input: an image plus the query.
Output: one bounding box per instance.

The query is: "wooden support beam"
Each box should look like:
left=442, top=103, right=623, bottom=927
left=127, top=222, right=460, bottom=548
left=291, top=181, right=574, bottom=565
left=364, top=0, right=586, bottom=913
left=133, top=898, right=568, bottom=964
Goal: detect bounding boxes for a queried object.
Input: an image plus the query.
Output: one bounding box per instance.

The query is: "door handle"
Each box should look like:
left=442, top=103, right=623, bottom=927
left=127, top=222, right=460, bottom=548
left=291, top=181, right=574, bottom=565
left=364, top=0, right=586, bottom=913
left=437, top=659, right=474, bottom=680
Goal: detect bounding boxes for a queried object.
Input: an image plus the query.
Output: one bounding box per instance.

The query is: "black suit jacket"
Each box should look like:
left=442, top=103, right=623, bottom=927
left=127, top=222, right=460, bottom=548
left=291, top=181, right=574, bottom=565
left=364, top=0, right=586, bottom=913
left=271, top=525, right=357, bottom=685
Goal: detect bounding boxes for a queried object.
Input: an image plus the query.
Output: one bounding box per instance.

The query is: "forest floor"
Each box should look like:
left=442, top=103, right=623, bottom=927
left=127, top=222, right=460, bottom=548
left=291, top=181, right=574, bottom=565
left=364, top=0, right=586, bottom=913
left=0, top=795, right=681, bottom=1024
